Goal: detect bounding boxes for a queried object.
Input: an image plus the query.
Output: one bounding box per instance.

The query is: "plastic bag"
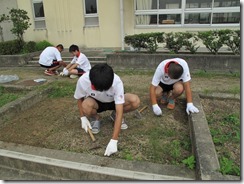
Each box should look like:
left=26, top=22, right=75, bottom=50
left=0, top=75, right=19, bottom=83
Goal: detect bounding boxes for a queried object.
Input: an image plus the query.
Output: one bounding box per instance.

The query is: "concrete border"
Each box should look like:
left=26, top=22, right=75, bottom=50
left=188, top=92, right=240, bottom=180
left=106, top=53, right=240, bottom=73
left=0, top=141, right=195, bottom=180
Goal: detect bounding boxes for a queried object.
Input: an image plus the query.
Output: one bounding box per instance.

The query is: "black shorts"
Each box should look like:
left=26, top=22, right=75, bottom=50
left=76, top=68, right=85, bottom=76
left=159, top=82, right=174, bottom=92
left=94, top=99, right=116, bottom=113
left=40, top=60, right=60, bottom=68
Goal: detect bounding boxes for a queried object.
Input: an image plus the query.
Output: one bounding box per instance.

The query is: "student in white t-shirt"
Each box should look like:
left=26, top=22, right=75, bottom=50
left=150, top=58, right=199, bottom=116
left=74, top=64, right=140, bottom=157
left=39, top=44, right=67, bottom=76
left=60, top=44, right=91, bottom=78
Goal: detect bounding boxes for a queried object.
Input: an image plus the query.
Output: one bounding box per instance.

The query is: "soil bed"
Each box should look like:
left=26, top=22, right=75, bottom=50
left=201, top=98, right=240, bottom=176
left=0, top=67, right=240, bottom=168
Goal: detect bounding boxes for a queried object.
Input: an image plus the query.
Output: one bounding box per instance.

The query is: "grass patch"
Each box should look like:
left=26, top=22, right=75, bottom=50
left=192, top=70, right=240, bottom=78
left=0, top=86, right=26, bottom=107
left=48, top=81, right=76, bottom=98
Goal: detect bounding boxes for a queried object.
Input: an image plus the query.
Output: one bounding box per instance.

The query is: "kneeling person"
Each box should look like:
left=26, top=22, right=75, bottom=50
left=74, top=64, right=140, bottom=156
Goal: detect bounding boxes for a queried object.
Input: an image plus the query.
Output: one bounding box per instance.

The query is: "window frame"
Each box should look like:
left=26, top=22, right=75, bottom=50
left=83, top=0, right=99, bottom=27
left=31, top=0, right=46, bottom=29
left=134, top=0, right=240, bottom=28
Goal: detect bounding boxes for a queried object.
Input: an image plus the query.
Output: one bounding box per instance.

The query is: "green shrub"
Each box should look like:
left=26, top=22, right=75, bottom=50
left=164, top=32, right=185, bottom=54
left=198, top=30, right=224, bottom=55
left=124, top=32, right=164, bottom=53
left=0, top=40, right=22, bottom=55
left=219, top=29, right=240, bottom=55
left=22, top=41, right=37, bottom=53
left=182, top=32, right=200, bottom=54
left=36, top=40, right=53, bottom=51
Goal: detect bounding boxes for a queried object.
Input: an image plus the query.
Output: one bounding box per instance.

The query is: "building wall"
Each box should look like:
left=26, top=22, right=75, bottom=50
left=16, top=0, right=123, bottom=48
left=15, top=0, right=240, bottom=49
left=0, top=0, right=18, bottom=42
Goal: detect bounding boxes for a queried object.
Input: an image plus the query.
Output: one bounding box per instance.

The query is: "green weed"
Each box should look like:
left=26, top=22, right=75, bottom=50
left=121, top=149, right=133, bottom=161
left=219, top=157, right=240, bottom=176
left=182, top=155, right=195, bottom=170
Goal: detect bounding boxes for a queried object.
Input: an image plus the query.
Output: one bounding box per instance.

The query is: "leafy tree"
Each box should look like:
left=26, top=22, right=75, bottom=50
left=7, top=8, right=31, bottom=44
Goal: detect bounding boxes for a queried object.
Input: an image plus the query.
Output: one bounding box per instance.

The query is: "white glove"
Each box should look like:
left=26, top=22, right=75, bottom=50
left=152, top=104, right=162, bottom=116
left=186, top=103, right=199, bottom=115
left=62, top=68, right=69, bottom=76
left=104, top=139, right=118, bottom=156
left=59, top=72, right=65, bottom=76
left=80, top=116, right=92, bottom=133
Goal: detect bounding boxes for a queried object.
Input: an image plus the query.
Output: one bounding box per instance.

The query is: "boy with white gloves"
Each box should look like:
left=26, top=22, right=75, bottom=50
left=74, top=63, right=140, bottom=156
left=150, top=58, right=199, bottom=116
left=60, top=44, right=91, bottom=78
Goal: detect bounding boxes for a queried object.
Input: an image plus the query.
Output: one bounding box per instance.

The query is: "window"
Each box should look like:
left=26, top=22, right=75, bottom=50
left=84, top=0, right=99, bottom=26
left=32, top=0, right=46, bottom=29
left=135, top=0, right=240, bottom=27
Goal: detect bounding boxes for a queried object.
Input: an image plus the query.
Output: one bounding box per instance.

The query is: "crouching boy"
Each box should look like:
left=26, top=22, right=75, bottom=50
left=74, top=64, right=140, bottom=156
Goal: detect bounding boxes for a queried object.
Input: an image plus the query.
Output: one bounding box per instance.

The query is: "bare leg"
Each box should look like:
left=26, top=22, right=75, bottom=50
left=170, top=81, right=184, bottom=100
left=123, top=93, right=140, bottom=113
left=81, top=97, right=100, bottom=120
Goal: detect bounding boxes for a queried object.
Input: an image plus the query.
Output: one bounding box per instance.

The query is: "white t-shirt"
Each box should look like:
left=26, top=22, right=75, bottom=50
left=152, top=58, right=191, bottom=86
left=39, top=47, right=62, bottom=66
left=71, top=52, right=91, bottom=72
left=74, top=72, right=125, bottom=104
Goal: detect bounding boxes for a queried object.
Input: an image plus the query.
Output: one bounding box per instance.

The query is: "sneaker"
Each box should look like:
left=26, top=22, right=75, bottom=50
left=167, top=98, right=175, bottom=110
left=160, top=94, right=168, bottom=105
left=91, top=120, right=101, bottom=134
left=110, top=110, right=128, bottom=130
left=44, top=70, right=55, bottom=76
left=70, top=74, right=79, bottom=79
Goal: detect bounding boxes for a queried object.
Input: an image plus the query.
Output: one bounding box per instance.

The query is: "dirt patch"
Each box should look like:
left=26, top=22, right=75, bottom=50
left=0, top=94, right=190, bottom=165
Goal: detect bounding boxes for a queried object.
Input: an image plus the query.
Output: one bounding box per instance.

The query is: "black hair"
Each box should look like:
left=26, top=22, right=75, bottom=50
left=56, top=44, right=64, bottom=50
left=168, top=62, right=183, bottom=79
left=69, top=44, right=79, bottom=52
left=89, top=64, right=114, bottom=91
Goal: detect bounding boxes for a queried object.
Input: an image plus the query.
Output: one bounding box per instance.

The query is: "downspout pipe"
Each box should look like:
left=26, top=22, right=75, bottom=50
left=120, top=0, right=125, bottom=50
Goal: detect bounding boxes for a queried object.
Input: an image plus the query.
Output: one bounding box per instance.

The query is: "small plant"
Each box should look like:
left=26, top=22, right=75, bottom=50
left=182, top=155, right=195, bottom=170
left=164, top=32, right=185, bottom=54
left=122, top=149, right=133, bottom=161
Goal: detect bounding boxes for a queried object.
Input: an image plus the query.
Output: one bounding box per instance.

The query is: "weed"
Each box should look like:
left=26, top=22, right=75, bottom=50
left=121, top=149, right=133, bottom=161
left=219, top=157, right=240, bottom=176
left=182, top=155, right=195, bottom=170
